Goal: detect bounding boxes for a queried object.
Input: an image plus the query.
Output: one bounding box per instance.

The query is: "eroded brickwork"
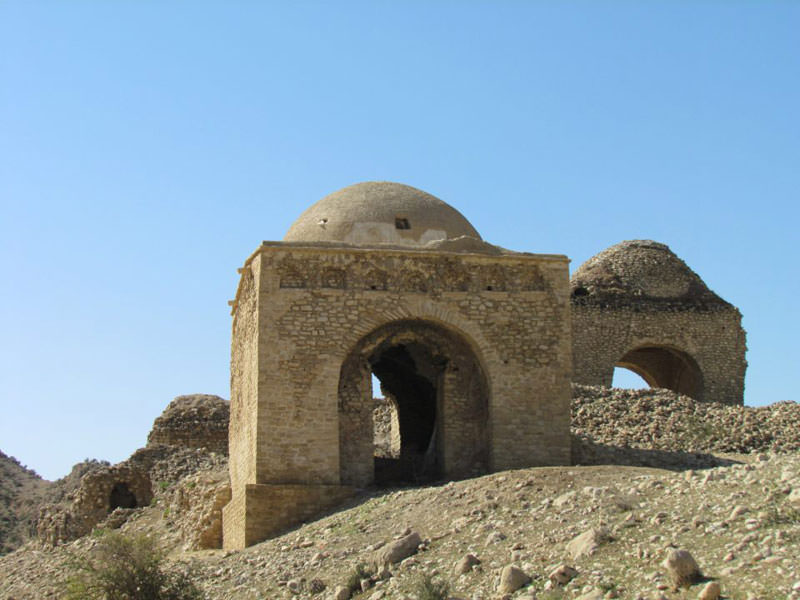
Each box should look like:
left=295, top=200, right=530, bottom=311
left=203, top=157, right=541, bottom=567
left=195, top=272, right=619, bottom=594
left=570, top=240, right=746, bottom=404
left=147, top=394, right=229, bottom=455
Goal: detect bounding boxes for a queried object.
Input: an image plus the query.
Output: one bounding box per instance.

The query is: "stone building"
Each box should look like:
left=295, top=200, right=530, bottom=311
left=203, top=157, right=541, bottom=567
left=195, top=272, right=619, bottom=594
left=222, top=182, right=574, bottom=549
left=570, top=240, right=746, bottom=404
left=222, top=182, right=746, bottom=549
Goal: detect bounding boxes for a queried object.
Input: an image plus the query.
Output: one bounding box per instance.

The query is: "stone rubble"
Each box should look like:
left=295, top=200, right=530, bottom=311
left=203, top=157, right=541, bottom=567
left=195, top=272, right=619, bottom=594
left=573, top=384, right=800, bottom=456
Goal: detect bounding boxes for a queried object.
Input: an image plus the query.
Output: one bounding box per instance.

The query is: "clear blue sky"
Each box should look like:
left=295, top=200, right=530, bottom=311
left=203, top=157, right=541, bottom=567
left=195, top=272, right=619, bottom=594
left=1, top=2, right=798, bottom=480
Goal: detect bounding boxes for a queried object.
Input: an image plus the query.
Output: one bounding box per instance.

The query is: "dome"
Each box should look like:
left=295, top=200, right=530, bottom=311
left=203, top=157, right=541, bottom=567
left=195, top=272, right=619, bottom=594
left=570, top=240, right=729, bottom=306
left=284, top=181, right=481, bottom=247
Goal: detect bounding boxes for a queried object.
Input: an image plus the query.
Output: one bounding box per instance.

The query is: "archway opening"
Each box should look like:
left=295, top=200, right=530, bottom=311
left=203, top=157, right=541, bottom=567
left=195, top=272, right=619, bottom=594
left=612, top=367, right=649, bottom=389
left=109, top=482, right=137, bottom=510
left=616, top=346, right=703, bottom=400
left=372, top=375, right=400, bottom=460
left=370, top=342, right=444, bottom=485
left=339, top=319, right=489, bottom=488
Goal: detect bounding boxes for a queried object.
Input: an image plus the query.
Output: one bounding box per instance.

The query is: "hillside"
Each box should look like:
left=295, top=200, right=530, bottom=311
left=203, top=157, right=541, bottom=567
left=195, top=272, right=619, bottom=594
left=1, top=387, right=799, bottom=599
left=0, top=452, right=49, bottom=554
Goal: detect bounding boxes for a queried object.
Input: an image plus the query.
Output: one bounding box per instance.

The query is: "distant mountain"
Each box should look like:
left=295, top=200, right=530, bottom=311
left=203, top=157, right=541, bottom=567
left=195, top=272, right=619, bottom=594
left=0, top=451, right=49, bottom=554
left=0, top=451, right=110, bottom=555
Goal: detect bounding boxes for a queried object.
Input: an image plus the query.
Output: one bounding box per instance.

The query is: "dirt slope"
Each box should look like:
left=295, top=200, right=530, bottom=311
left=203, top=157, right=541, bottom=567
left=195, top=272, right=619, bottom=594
left=2, top=387, right=799, bottom=599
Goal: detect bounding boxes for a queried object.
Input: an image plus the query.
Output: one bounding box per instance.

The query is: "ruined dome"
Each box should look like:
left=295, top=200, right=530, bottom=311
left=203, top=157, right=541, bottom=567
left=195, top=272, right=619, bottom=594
left=284, top=181, right=482, bottom=247
left=147, top=394, right=229, bottom=455
left=571, top=240, right=729, bottom=307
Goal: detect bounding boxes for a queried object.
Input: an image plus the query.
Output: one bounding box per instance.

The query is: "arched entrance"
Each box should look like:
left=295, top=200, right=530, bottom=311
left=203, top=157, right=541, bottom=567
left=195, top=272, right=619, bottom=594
left=616, top=345, right=703, bottom=399
left=338, top=319, right=489, bottom=487
left=109, top=482, right=137, bottom=510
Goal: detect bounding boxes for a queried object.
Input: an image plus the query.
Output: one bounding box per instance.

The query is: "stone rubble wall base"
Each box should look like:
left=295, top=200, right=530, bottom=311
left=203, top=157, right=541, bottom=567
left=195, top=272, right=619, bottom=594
left=222, top=483, right=354, bottom=550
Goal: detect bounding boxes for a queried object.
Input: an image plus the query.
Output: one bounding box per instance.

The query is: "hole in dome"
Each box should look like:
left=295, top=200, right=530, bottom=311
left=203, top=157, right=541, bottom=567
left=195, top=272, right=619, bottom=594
left=395, top=217, right=410, bottom=230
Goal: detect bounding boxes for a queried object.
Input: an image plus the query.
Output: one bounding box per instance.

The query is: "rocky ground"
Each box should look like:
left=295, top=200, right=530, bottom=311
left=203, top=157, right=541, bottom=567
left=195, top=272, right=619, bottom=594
left=1, top=386, right=799, bottom=600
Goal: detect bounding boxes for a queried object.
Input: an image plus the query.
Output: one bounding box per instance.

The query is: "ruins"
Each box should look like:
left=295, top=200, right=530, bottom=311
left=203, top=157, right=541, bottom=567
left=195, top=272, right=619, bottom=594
left=221, top=181, right=746, bottom=549
left=570, top=240, right=746, bottom=403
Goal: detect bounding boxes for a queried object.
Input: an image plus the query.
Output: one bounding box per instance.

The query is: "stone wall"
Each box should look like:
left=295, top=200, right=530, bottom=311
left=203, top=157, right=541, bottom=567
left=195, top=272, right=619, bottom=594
left=229, top=256, right=260, bottom=496
left=147, top=394, right=229, bottom=455
left=571, top=303, right=746, bottom=404
left=37, top=464, right=152, bottom=546
left=224, top=242, right=573, bottom=548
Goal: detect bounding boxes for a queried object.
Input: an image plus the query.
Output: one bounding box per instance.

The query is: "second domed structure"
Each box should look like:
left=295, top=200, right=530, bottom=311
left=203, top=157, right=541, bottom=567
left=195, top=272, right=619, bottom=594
left=570, top=239, right=728, bottom=306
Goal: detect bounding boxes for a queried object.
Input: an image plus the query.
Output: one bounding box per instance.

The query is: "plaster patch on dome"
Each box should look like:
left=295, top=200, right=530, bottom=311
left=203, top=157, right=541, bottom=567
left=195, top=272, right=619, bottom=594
left=347, top=222, right=448, bottom=246
left=284, top=181, right=481, bottom=247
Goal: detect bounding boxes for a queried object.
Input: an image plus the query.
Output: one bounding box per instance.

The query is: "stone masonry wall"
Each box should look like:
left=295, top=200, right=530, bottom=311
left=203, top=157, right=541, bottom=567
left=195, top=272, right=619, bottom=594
left=571, top=303, right=746, bottom=404
left=147, top=394, right=229, bottom=455
left=242, top=244, right=571, bottom=481
left=228, top=256, right=261, bottom=493
left=224, top=242, right=572, bottom=548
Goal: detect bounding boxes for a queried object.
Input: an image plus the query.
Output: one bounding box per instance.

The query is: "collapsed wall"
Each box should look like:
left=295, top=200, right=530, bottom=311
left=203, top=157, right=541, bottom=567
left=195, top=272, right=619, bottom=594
left=147, top=394, right=229, bottom=455
left=37, top=463, right=152, bottom=546
left=36, top=395, right=230, bottom=549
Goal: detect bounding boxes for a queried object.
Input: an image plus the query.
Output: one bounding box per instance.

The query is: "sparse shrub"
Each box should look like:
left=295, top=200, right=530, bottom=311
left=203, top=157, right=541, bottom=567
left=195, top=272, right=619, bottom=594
left=598, top=580, right=618, bottom=593
left=344, top=562, right=371, bottom=593
left=65, top=531, right=202, bottom=600
left=158, top=481, right=170, bottom=491
left=413, top=572, right=450, bottom=600
left=763, top=502, right=800, bottom=527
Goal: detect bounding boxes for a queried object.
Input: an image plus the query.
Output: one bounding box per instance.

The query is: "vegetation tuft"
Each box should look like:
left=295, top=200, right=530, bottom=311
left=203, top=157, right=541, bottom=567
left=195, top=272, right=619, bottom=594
left=763, top=501, right=800, bottom=527
left=344, top=562, right=372, bottom=594
left=65, top=531, right=202, bottom=600
left=413, top=572, right=450, bottom=600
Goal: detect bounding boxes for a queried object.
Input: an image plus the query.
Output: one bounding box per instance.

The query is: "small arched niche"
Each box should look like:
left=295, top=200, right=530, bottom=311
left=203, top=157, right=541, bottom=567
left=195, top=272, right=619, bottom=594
left=338, top=319, right=489, bottom=488
left=616, top=345, right=704, bottom=400
left=109, top=482, right=138, bottom=510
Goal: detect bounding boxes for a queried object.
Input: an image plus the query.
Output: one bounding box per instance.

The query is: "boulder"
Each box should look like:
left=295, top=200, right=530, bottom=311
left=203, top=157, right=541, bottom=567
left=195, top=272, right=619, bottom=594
left=663, top=548, right=701, bottom=588
left=549, top=563, right=578, bottom=585
left=698, top=581, right=722, bottom=600
left=372, top=531, right=421, bottom=568
left=453, top=553, right=481, bottom=575
left=566, top=527, right=612, bottom=559
left=498, top=565, right=530, bottom=594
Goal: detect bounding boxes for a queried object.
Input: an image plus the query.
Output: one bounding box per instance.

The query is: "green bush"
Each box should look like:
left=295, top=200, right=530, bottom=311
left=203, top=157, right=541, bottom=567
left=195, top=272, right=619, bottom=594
left=413, top=572, right=450, bottom=600
left=65, top=531, right=202, bottom=600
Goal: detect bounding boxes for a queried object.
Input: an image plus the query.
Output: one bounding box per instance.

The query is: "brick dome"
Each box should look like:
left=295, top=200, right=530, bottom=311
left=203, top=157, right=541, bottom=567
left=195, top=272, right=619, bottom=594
left=284, top=181, right=481, bottom=247
left=571, top=240, right=729, bottom=306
